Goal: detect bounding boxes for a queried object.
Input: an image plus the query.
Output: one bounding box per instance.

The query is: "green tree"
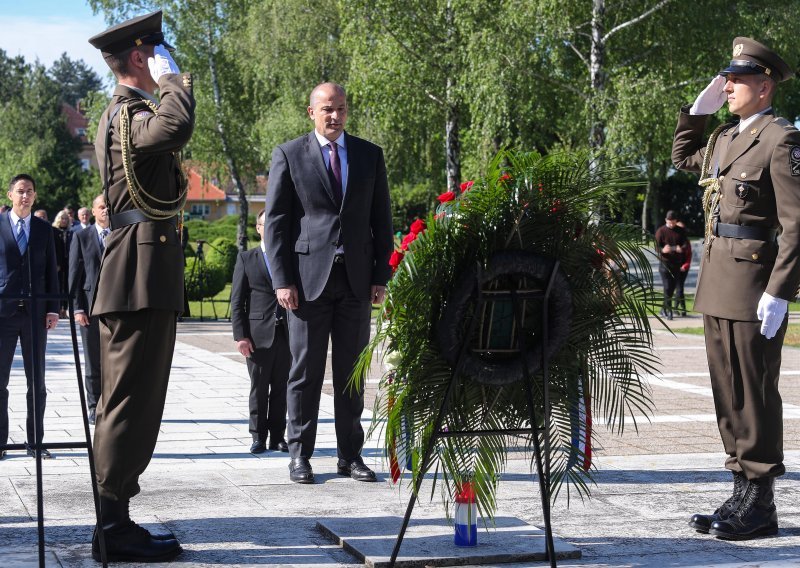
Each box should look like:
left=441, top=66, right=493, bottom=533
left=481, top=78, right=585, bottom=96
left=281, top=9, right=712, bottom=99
left=48, top=53, right=106, bottom=108
left=0, top=52, right=89, bottom=211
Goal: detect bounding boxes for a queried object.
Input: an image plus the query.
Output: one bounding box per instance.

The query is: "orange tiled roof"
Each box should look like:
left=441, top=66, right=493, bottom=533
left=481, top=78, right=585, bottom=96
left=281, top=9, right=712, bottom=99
left=186, top=169, right=227, bottom=201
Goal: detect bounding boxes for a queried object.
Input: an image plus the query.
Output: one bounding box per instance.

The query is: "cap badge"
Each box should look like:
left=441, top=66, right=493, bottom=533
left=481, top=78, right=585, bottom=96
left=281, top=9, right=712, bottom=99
left=733, top=43, right=744, bottom=57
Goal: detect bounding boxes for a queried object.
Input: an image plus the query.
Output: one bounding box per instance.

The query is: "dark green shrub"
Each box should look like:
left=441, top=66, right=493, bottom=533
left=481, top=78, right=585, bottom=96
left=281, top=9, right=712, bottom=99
left=184, top=257, right=226, bottom=300
left=205, top=237, right=238, bottom=281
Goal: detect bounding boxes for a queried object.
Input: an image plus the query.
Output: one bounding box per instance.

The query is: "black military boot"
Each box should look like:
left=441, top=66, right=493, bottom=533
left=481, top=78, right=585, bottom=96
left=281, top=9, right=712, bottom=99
left=709, top=477, right=778, bottom=540
left=689, top=471, right=748, bottom=533
left=92, top=497, right=182, bottom=562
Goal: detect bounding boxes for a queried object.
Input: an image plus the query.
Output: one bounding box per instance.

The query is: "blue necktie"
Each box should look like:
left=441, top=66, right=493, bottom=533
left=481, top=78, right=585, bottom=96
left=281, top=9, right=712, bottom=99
left=16, top=219, right=27, bottom=255
left=100, top=227, right=110, bottom=249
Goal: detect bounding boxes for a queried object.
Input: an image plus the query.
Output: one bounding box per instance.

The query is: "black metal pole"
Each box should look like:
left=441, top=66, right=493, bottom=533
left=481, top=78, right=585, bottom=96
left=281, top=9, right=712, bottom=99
left=389, top=274, right=484, bottom=567
left=66, top=298, right=108, bottom=567
left=511, top=284, right=556, bottom=568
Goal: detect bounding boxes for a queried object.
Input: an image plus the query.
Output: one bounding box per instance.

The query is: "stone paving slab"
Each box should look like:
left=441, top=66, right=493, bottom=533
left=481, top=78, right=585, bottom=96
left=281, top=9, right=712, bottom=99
left=317, top=516, right=581, bottom=567
left=3, top=320, right=800, bottom=567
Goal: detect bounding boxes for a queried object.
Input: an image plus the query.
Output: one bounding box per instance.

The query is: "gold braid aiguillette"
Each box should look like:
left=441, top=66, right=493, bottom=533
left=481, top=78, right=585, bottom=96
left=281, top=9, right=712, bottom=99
left=119, top=101, right=188, bottom=220
left=699, top=123, right=729, bottom=258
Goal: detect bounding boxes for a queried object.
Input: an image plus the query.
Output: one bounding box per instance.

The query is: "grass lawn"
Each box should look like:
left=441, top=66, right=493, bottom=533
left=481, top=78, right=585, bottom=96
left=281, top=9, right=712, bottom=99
left=671, top=323, right=800, bottom=348
left=186, top=283, right=232, bottom=320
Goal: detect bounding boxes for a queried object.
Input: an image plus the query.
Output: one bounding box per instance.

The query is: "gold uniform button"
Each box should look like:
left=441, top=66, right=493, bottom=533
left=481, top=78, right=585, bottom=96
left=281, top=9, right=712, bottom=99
left=719, top=175, right=725, bottom=181
left=750, top=128, right=758, bottom=135
left=741, top=172, right=747, bottom=178
left=159, top=235, right=167, bottom=243
left=752, top=253, right=759, bottom=260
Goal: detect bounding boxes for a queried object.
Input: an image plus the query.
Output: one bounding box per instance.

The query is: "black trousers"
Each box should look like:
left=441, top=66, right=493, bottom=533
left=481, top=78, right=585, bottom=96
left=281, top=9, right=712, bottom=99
left=94, top=309, right=176, bottom=501
left=78, top=316, right=102, bottom=411
left=703, top=314, right=787, bottom=480
left=0, top=308, right=47, bottom=446
left=247, top=323, right=290, bottom=442
left=286, top=263, right=371, bottom=460
left=659, top=264, right=680, bottom=303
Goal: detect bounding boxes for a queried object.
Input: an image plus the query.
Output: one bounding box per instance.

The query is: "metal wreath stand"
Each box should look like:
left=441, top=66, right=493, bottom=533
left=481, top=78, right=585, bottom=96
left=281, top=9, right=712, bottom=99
left=389, top=249, right=574, bottom=568
left=0, top=244, right=108, bottom=567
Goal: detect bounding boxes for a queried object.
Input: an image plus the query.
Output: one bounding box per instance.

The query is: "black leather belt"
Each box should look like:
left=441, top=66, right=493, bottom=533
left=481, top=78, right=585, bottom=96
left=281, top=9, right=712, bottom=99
left=333, top=254, right=345, bottom=264
left=713, top=222, right=777, bottom=242
left=109, top=209, right=178, bottom=230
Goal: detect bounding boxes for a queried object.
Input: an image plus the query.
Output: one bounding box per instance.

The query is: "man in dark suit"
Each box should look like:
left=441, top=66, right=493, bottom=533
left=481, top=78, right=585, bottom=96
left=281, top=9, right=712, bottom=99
left=673, top=37, right=800, bottom=540
left=265, top=82, right=393, bottom=484
left=0, top=174, right=59, bottom=460
left=68, top=194, right=109, bottom=425
left=231, top=209, right=290, bottom=454
left=87, top=9, right=193, bottom=562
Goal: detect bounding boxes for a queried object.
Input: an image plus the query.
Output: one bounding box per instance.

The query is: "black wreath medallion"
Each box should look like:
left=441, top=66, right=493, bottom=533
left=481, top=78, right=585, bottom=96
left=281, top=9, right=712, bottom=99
left=436, top=250, right=573, bottom=386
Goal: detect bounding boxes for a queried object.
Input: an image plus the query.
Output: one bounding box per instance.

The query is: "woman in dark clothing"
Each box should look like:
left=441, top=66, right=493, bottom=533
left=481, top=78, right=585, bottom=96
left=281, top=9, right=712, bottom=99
left=51, top=210, right=72, bottom=317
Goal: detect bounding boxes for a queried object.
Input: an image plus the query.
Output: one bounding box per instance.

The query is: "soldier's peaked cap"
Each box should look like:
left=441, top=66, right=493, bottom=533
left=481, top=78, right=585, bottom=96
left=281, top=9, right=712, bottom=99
left=88, top=10, right=174, bottom=58
left=720, top=37, right=794, bottom=82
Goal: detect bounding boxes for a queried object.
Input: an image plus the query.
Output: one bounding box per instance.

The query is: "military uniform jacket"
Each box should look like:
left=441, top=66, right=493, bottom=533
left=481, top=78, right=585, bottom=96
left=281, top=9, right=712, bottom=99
left=92, top=73, right=195, bottom=315
left=672, top=105, right=800, bottom=320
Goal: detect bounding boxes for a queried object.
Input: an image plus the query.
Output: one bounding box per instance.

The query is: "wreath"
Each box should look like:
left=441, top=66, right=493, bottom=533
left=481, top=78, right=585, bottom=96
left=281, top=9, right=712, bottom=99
left=353, top=150, right=659, bottom=521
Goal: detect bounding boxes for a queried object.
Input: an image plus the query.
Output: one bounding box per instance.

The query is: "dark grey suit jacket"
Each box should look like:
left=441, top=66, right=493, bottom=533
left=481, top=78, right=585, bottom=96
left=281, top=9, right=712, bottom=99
left=0, top=213, right=59, bottom=317
left=231, top=248, right=281, bottom=350
left=68, top=226, right=104, bottom=314
left=265, top=131, right=393, bottom=302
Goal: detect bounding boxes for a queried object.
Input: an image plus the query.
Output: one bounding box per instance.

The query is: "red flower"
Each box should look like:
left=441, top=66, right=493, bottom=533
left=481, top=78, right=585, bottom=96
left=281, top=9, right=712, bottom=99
left=400, top=232, right=417, bottom=250
left=460, top=180, right=474, bottom=192
left=410, top=219, right=426, bottom=235
left=499, top=173, right=511, bottom=183
left=389, top=250, right=404, bottom=272
left=437, top=191, right=456, bottom=203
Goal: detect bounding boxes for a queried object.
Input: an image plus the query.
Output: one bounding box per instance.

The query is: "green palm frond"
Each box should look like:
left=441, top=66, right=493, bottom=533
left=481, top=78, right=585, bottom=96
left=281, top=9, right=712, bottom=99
left=353, top=149, right=658, bottom=520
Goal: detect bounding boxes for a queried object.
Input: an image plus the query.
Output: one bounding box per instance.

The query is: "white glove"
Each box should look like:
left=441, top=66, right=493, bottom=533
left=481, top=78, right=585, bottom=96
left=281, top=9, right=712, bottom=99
left=147, top=44, right=180, bottom=82
left=689, top=75, right=727, bottom=115
left=756, top=292, right=788, bottom=339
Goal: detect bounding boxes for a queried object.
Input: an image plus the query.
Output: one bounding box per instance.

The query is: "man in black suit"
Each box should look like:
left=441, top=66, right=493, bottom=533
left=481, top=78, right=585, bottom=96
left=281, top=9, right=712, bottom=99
left=0, top=174, right=60, bottom=460
left=68, top=194, right=109, bottom=425
left=231, top=209, right=290, bottom=454
left=265, top=82, right=393, bottom=484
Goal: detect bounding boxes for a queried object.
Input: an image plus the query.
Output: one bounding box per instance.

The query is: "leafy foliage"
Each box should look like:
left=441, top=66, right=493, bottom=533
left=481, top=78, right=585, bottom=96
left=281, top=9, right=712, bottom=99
left=355, top=149, right=659, bottom=519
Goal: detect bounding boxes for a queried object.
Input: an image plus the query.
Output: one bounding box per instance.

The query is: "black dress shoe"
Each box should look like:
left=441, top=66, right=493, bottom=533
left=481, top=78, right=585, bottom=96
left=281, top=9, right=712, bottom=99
left=710, top=477, right=779, bottom=540
left=25, top=444, right=52, bottom=459
left=289, top=457, right=314, bottom=484
left=88, top=408, right=96, bottom=425
left=337, top=457, right=377, bottom=482
left=689, top=471, right=748, bottom=533
left=268, top=439, right=289, bottom=453
left=250, top=439, right=267, bottom=454
left=92, top=523, right=182, bottom=562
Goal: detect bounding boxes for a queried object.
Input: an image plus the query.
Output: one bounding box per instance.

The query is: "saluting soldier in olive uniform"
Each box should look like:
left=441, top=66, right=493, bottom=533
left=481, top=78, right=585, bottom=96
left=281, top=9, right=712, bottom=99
left=673, top=38, right=800, bottom=540
left=88, top=10, right=194, bottom=562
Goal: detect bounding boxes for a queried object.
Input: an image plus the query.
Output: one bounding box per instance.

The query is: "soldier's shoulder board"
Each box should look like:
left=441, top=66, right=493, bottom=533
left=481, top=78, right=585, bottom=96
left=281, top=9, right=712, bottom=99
left=772, top=117, right=797, bottom=132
